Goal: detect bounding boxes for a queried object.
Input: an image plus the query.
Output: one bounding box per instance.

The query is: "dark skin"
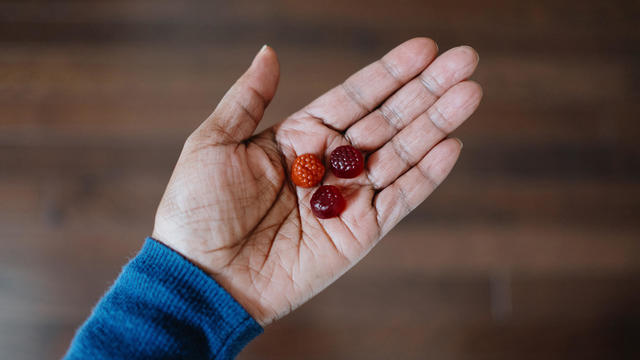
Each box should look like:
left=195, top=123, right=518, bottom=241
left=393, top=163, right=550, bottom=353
left=153, top=38, right=482, bottom=325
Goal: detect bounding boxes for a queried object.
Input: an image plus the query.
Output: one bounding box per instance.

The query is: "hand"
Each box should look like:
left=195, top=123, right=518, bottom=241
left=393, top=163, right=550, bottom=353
left=152, top=38, right=482, bottom=325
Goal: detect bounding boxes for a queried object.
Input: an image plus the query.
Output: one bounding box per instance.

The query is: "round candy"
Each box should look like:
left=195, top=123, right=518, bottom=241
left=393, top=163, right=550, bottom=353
left=310, top=185, right=346, bottom=219
left=329, top=145, right=364, bottom=178
left=291, top=153, right=325, bottom=188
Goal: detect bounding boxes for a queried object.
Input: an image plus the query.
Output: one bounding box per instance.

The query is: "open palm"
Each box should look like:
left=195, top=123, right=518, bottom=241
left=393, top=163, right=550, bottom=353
left=153, top=38, right=482, bottom=325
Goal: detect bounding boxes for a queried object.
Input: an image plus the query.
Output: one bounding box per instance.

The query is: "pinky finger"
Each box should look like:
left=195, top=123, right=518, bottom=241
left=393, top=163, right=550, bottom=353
left=374, top=138, right=462, bottom=236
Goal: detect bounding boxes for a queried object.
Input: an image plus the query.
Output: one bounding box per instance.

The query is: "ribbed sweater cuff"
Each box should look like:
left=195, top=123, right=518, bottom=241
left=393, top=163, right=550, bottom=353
left=134, top=237, right=263, bottom=358
left=65, top=237, right=262, bottom=360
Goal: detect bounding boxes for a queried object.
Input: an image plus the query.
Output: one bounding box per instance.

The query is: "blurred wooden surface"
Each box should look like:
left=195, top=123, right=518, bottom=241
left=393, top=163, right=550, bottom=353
left=1, top=0, right=639, bottom=359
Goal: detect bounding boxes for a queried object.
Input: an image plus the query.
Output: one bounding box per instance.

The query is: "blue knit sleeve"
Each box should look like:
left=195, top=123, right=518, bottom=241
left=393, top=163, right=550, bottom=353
left=64, top=237, right=262, bottom=360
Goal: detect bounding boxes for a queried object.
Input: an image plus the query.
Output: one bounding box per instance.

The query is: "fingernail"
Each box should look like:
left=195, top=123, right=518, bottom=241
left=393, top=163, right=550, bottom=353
left=455, top=138, right=464, bottom=149
left=252, top=45, right=269, bottom=65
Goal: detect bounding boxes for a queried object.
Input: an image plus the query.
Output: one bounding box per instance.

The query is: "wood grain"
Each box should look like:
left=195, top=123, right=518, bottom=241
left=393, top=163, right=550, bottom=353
left=0, top=0, right=638, bottom=359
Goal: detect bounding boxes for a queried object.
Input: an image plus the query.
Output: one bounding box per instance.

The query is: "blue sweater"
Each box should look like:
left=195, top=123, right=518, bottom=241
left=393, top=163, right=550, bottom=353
left=64, top=238, right=263, bottom=359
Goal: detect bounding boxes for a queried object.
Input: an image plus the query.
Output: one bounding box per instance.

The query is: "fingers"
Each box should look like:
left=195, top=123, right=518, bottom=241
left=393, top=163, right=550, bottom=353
left=345, top=46, right=479, bottom=151
left=192, top=45, right=280, bottom=144
left=374, top=138, right=462, bottom=236
left=367, top=81, right=482, bottom=189
left=302, top=37, right=438, bottom=131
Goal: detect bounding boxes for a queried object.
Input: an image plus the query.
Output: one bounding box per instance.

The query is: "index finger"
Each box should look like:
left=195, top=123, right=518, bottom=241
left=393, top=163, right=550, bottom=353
left=301, top=37, right=438, bottom=131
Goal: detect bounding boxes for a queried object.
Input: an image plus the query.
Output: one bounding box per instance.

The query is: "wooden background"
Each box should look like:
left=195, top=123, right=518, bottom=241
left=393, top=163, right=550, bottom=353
left=1, top=0, right=639, bottom=359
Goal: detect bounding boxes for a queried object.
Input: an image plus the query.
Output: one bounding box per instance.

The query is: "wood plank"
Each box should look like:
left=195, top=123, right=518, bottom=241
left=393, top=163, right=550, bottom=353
left=1, top=143, right=639, bottom=244
left=3, top=170, right=640, bottom=236
left=3, top=222, right=639, bottom=281
left=241, top=273, right=640, bottom=360
left=367, top=225, right=640, bottom=275
left=3, top=252, right=637, bottom=359
left=0, top=0, right=637, bottom=55
left=1, top=46, right=637, bottom=145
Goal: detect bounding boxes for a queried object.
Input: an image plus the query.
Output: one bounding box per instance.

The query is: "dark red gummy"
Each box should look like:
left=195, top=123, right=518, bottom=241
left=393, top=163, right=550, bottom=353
left=329, top=145, right=364, bottom=178
left=310, top=185, right=346, bottom=219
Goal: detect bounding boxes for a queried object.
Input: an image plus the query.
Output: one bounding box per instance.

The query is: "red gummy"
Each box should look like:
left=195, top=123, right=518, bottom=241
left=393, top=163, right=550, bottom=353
left=291, top=154, right=325, bottom=188
left=310, top=185, right=346, bottom=219
left=329, top=145, right=364, bottom=178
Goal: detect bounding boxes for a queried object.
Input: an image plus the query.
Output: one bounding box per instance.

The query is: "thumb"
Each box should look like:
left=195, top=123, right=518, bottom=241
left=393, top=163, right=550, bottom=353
left=193, top=45, right=280, bottom=144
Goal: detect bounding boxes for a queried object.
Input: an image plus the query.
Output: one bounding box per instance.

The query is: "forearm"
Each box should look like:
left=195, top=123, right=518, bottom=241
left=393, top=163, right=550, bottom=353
left=64, top=238, right=262, bottom=360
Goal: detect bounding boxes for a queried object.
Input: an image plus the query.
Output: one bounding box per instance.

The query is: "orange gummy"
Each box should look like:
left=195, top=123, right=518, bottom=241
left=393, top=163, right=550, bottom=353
left=291, top=154, right=325, bottom=188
